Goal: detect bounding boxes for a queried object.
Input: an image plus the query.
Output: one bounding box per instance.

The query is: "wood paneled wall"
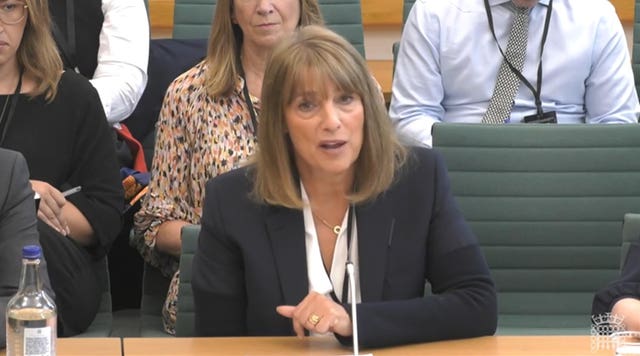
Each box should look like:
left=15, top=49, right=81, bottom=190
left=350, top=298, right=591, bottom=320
left=611, top=0, right=634, bottom=23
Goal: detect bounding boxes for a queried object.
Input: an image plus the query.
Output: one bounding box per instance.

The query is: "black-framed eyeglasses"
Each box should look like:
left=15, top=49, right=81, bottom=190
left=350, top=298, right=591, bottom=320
left=0, top=1, right=28, bottom=25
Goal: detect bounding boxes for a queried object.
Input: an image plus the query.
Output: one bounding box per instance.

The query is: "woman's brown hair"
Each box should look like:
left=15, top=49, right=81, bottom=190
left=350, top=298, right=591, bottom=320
left=203, top=0, right=324, bottom=98
left=253, top=25, right=407, bottom=209
left=19, top=0, right=63, bottom=100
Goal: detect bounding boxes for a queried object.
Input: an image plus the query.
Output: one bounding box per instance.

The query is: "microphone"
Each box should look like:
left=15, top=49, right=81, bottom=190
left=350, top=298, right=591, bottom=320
left=341, top=262, right=373, bottom=356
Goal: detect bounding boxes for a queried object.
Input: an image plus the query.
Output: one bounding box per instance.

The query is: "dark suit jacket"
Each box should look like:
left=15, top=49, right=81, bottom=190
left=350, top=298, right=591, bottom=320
left=0, top=148, right=52, bottom=348
left=192, top=147, right=497, bottom=348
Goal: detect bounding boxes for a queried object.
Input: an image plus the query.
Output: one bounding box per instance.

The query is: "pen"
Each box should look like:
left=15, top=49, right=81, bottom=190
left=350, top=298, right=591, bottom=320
left=33, top=186, right=82, bottom=200
left=62, top=186, right=82, bottom=197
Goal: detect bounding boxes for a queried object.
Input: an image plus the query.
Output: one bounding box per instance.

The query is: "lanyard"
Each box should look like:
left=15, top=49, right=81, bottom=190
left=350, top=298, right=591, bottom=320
left=0, top=68, right=24, bottom=146
left=328, top=205, right=355, bottom=304
left=240, top=74, right=259, bottom=136
left=483, top=0, right=553, bottom=117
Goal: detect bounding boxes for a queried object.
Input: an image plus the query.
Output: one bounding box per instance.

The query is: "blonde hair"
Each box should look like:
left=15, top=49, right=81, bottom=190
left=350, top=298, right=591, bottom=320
left=203, top=0, right=324, bottom=98
left=19, top=0, right=63, bottom=100
left=252, top=25, right=407, bottom=209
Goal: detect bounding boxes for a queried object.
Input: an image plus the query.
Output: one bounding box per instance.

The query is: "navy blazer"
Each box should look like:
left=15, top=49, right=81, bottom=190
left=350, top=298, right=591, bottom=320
left=192, top=147, right=497, bottom=348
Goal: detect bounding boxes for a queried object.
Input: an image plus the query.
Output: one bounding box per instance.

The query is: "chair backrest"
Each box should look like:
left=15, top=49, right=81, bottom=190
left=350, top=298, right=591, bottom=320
left=139, top=262, right=172, bottom=337
left=317, top=0, right=365, bottom=57
left=73, top=257, right=112, bottom=337
left=634, top=0, right=640, bottom=99
left=403, top=0, right=415, bottom=24
left=621, top=213, right=640, bottom=269
left=172, top=0, right=366, bottom=57
left=172, top=0, right=217, bottom=40
left=174, top=224, right=201, bottom=337
left=432, top=123, right=640, bottom=335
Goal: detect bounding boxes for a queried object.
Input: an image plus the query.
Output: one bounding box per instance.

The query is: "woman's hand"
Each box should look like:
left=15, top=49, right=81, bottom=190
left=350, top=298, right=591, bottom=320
left=276, top=291, right=353, bottom=337
left=30, top=180, right=70, bottom=235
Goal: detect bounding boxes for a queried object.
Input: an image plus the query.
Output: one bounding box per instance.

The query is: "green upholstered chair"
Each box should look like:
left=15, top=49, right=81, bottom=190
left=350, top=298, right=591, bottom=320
left=172, top=0, right=366, bottom=57
left=73, top=257, right=113, bottom=337
left=621, top=213, right=640, bottom=269
left=402, top=0, right=415, bottom=23
left=174, top=224, right=200, bottom=337
left=316, top=0, right=365, bottom=57
left=432, top=123, right=640, bottom=335
left=139, top=263, right=172, bottom=337
left=172, top=0, right=217, bottom=40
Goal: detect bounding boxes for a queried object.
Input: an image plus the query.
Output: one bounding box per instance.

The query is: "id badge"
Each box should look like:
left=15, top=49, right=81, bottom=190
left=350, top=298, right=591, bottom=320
left=523, top=111, right=557, bottom=124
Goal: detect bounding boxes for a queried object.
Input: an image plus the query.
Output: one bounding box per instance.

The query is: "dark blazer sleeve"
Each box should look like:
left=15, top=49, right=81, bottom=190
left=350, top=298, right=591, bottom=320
left=593, top=242, right=640, bottom=316
left=0, top=149, right=53, bottom=348
left=352, top=148, right=497, bottom=348
left=192, top=173, right=248, bottom=336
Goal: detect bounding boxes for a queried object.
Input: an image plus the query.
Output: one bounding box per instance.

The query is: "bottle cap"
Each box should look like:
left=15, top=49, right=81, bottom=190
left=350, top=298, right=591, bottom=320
left=22, top=245, right=42, bottom=259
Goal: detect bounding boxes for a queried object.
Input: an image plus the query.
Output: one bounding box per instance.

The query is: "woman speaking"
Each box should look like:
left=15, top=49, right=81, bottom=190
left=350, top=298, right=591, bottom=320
left=192, top=26, right=497, bottom=348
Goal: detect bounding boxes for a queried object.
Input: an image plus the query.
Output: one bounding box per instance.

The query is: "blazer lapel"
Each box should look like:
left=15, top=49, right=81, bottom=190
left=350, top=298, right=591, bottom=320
left=265, top=205, right=309, bottom=306
left=356, top=193, right=395, bottom=302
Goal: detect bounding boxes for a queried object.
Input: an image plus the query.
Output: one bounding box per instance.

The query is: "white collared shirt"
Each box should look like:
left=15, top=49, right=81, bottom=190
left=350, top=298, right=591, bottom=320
left=390, top=0, right=639, bottom=147
left=301, top=183, right=362, bottom=304
left=93, top=0, right=149, bottom=125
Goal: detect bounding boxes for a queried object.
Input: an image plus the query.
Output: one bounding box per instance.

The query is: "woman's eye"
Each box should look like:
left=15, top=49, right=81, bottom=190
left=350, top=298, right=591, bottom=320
left=298, top=101, right=315, bottom=111
left=338, top=94, right=355, bottom=104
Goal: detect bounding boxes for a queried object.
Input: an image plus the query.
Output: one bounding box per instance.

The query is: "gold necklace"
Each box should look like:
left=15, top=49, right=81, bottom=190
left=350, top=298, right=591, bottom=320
left=312, top=211, right=341, bottom=236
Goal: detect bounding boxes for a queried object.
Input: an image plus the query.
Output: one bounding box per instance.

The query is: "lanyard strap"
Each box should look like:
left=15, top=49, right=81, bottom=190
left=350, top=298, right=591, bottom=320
left=0, top=68, right=24, bottom=146
left=328, top=205, right=355, bottom=304
left=483, top=0, right=553, bottom=116
left=240, top=75, right=259, bottom=136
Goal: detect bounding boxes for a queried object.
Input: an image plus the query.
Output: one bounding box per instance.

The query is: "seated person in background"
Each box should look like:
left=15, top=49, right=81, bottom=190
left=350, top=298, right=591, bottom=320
left=0, top=0, right=123, bottom=336
left=0, top=148, right=53, bottom=349
left=389, top=0, right=640, bottom=147
left=133, top=0, right=324, bottom=334
left=192, top=25, right=497, bottom=348
left=593, top=242, right=640, bottom=331
left=49, top=0, right=149, bottom=126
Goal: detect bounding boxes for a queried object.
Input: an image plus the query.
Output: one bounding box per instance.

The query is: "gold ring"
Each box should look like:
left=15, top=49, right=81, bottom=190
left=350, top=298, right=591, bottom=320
left=308, top=313, right=321, bottom=326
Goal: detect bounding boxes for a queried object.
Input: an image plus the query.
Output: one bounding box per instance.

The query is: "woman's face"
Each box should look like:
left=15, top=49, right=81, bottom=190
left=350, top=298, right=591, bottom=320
left=232, top=0, right=301, bottom=50
left=0, top=0, right=27, bottom=71
left=284, top=75, right=364, bottom=181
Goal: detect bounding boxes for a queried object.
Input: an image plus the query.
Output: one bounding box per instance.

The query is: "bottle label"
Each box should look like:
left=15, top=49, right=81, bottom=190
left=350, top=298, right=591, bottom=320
left=23, top=326, right=52, bottom=356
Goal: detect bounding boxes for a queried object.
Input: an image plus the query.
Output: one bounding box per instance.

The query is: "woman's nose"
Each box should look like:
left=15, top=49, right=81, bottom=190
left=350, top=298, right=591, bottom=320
left=256, top=0, right=275, bottom=15
left=321, top=103, right=342, bottom=130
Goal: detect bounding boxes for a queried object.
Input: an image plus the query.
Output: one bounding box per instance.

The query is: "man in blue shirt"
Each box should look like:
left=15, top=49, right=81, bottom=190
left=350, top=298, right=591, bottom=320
left=390, top=0, right=640, bottom=147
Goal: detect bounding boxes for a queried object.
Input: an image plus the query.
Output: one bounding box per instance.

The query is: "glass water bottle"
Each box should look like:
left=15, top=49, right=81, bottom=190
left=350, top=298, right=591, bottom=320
left=6, top=245, right=56, bottom=356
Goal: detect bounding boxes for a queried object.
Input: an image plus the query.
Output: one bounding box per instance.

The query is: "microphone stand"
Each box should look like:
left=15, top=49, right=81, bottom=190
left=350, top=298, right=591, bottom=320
left=343, top=262, right=373, bottom=356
